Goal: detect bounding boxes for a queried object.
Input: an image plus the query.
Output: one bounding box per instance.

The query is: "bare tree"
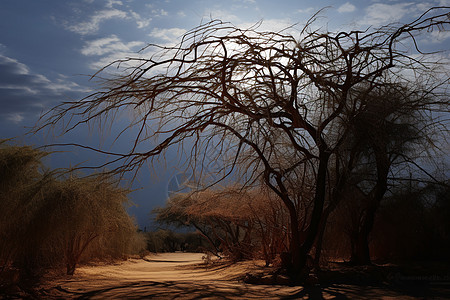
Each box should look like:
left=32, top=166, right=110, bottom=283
left=36, top=8, right=450, bottom=279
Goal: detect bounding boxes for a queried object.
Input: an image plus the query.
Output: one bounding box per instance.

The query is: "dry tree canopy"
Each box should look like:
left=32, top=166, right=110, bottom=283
left=158, top=186, right=286, bottom=223
left=155, top=185, right=290, bottom=263
left=38, top=8, right=450, bottom=186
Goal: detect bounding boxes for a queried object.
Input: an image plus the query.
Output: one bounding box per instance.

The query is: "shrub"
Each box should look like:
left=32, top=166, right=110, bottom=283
left=0, top=141, right=145, bottom=287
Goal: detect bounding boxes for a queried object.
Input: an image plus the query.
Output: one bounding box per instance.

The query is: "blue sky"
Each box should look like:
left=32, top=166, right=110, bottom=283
left=1, top=0, right=449, bottom=228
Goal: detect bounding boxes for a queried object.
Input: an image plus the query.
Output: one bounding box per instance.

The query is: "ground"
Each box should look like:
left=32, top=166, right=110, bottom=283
left=5, top=253, right=450, bottom=299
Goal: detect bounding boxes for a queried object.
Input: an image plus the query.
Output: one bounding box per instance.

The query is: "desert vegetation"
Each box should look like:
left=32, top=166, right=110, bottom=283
left=2, top=6, right=446, bottom=297
left=155, top=186, right=290, bottom=264
left=0, top=140, right=146, bottom=290
left=154, top=179, right=450, bottom=263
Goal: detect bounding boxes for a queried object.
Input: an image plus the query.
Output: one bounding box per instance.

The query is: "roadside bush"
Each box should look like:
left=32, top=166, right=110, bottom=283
left=317, top=181, right=450, bottom=263
left=40, top=174, right=139, bottom=274
left=0, top=141, right=145, bottom=288
left=0, top=140, right=51, bottom=281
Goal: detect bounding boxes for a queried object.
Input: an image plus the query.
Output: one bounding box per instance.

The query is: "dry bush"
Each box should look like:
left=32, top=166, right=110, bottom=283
left=0, top=140, right=51, bottom=282
left=0, top=141, right=145, bottom=286
left=34, top=174, right=140, bottom=275
left=316, top=181, right=450, bottom=263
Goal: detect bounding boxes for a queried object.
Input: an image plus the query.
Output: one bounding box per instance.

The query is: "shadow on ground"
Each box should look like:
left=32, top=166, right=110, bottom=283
left=35, top=280, right=450, bottom=299
left=3, top=254, right=449, bottom=299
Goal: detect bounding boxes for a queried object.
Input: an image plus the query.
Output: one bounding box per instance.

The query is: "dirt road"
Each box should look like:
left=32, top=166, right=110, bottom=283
left=40, top=253, right=306, bottom=299
left=38, top=253, right=449, bottom=299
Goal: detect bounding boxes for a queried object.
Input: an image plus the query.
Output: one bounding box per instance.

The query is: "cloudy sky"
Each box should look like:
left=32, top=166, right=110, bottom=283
left=1, top=0, right=449, bottom=227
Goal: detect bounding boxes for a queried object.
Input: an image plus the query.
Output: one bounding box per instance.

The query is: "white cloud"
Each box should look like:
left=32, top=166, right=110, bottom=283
left=0, top=54, right=89, bottom=123
left=238, top=18, right=297, bottom=34
left=425, top=30, right=450, bottom=44
left=152, top=9, right=168, bottom=17
left=358, top=1, right=450, bottom=27
left=205, top=9, right=241, bottom=23
left=338, top=2, right=356, bottom=13
left=361, top=3, right=414, bottom=26
left=66, top=9, right=127, bottom=35
left=177, top=11, right=186, bottom=18
left=1, top=56, right=31, bottom=75
left=80, top=36, right=148, bottom=70
left=49, top=78, right=88, bottom=93
left=106, top=0, right=123, bottom=8
left=6, top=113, right=24, bottom=124
left=87, top=51, right=146, bottom=71
left=149, top=28, right=187, bottom=43
left=415, top=2, right=434, bottom=12
left=297, top=7, right=315, bottom=14
left=81, top=35, right=145, bottom=57
left=81, top=36, right=121, bottom=56
left=130, top=11, right=152, bottom=28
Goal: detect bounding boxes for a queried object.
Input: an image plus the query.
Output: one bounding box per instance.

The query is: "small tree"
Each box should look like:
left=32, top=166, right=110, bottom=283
left=37, top=8, right=450, bottom=278
left=156, top=186, right=290, bottom=264
left=157, top=189, right=255, bottom=260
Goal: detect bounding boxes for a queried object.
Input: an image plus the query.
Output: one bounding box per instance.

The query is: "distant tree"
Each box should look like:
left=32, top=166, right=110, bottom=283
left=156, top=189, right=256, bottom=260
left=344, top=85, right=421, bottom=264
left=37, top=8, right=450, bottom=279
left=155, top=186, right=290, bottom=264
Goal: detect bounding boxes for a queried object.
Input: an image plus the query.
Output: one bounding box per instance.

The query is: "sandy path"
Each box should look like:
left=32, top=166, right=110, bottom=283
left=40, top=253, right=448, bottom=299
left=42, top=253, right=305, bottom=299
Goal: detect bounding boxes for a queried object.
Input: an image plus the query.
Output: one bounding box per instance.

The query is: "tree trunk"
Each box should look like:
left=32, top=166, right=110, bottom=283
left=350, top=148, right=389, bottom=265
left=349, top=221, right=372, bottom=265
left=291, top=151, right=330, bottom=280
left=289, top=214, right=302, bottom=274
left=314, top=148, right=357, bottom=268
left=313, top=207, right=330, bottom=269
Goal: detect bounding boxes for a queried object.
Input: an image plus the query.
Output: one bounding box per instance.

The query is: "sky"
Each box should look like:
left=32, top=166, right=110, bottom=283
left=1, top=0, right=449, bottom=229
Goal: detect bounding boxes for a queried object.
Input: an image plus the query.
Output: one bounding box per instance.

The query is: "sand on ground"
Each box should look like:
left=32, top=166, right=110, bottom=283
left=40, top=253, right=445, bottom=299
left=42, top=253, right=305, bottom=299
